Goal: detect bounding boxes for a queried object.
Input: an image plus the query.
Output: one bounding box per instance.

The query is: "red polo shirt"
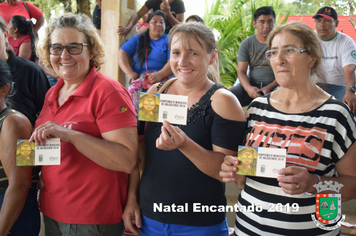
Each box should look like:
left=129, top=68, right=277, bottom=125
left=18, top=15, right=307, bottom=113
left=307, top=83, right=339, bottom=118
left=36, top=67, right=136, bottom=224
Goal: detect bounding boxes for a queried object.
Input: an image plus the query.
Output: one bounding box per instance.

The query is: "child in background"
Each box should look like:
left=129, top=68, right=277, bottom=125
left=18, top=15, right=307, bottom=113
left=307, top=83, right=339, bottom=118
left=8, top=15, right=36, bottom=62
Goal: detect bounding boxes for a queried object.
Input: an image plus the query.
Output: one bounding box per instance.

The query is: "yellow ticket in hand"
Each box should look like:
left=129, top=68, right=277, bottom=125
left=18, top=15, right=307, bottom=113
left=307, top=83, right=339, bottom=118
left=16, top=140, right=35, bottom=166
left=16, top=138, right=61, bottom=166
left=236, top=146, right=286, bottom=178
left=237, top=146, right=258, bottom=176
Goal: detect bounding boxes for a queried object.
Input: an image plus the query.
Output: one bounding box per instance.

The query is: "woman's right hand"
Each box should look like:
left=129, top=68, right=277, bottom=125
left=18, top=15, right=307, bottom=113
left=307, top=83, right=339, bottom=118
left=117, top=25, right=130, bottom=38
left=30, top=121, right=72, bottom=145
left=122, top=199, right=142, bottom=234
left=129, top=72, right=140, bottom=82
left=220, top=155, right=246, bottom=189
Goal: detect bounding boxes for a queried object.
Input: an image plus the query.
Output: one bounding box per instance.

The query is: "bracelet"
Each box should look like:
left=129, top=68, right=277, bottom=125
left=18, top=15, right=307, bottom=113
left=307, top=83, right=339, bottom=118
left=306, top=174, right=321, bottom=195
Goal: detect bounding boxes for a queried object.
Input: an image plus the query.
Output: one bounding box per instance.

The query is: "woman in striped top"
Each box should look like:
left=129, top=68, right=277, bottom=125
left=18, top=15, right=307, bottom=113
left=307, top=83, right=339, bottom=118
left=220, top=21, right=356, bottom=236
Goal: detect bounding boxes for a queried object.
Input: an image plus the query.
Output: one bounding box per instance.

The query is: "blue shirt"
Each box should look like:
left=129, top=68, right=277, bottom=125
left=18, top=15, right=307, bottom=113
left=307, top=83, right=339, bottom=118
left=120, top=34, right=170, bottom=74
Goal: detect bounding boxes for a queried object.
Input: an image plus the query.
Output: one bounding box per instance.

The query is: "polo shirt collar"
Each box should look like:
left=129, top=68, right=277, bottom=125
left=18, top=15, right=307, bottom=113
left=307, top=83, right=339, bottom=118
left=48, top=67, right=98, bottom=108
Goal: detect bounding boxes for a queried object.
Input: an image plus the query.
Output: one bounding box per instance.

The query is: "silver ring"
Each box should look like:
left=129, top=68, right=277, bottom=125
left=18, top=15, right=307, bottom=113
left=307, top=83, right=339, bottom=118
left=42, top=127, right=46, bottom=131
left=296, top=184, right=299, bottom=189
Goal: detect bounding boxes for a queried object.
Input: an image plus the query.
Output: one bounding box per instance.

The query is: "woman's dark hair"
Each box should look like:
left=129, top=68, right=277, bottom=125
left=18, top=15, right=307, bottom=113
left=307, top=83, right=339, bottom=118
left=0, top=59, right=13, bottom=107
left=10, top=15, right=36, bottom=62
left=135, top=10, right=167, bottom=71
left=185, top=15, right=205, bottom=24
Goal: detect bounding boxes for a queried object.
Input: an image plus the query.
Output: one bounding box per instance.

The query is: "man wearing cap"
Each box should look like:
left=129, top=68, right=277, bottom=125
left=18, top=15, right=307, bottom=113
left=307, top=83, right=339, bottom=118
left=313, top=6, right=356, bottom=113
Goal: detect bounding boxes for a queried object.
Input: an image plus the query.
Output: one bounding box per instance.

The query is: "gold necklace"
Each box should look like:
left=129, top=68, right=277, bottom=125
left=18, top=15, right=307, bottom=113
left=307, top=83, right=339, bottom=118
left=271, top=88, right=321, bottom=113
left=303, top=88, right=321, bottom=112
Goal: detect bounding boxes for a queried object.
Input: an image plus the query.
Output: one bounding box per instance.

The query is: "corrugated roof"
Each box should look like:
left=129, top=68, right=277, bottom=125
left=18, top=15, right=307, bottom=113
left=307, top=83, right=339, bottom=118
left=279, top=15, right=356, bottom=42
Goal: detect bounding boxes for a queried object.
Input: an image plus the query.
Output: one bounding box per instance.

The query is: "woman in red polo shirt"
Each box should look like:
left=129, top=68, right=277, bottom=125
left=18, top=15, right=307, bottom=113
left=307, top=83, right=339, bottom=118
left=30, top=13, right=137, bottom=236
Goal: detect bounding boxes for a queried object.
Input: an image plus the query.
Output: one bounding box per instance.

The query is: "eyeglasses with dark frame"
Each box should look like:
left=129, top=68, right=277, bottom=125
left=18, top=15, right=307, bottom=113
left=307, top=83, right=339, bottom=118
left=265, top=47, right=308, bottom=60
left=48, top=43, right=89, bottom=56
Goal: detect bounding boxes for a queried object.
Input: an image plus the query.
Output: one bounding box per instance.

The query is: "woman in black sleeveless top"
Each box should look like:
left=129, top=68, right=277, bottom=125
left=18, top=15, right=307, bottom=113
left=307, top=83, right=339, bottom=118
left=123, top=23, right=246, bottom=236
left=0, top=59, right=39, bottom=235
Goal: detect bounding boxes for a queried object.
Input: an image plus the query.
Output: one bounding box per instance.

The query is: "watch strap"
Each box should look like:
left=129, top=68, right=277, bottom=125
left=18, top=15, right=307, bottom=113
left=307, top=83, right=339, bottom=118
left=346, top=86, right=356, bottom=93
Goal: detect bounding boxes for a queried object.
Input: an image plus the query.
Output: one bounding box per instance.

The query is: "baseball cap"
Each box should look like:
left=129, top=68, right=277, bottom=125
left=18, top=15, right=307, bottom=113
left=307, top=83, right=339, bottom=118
left=312, top=7, right=338, bottom=20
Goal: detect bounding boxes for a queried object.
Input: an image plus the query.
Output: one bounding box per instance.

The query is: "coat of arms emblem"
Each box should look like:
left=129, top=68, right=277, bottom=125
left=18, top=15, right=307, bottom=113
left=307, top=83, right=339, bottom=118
left=311, top=181, right=345, bottom=230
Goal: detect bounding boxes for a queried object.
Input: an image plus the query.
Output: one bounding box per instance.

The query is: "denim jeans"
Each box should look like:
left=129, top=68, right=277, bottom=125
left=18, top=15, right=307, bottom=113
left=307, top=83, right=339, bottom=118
left=229, top=81, right=274, bottom=107
left=0, top=188, right=40, bottom=236
left=139, top=215, right=229, bottom=236
left=317, top=83, right=346, bottom=102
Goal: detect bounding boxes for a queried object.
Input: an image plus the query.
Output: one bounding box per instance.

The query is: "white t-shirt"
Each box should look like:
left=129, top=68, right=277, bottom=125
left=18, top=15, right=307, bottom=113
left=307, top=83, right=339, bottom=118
left=318, top=32, right=356, bottom=86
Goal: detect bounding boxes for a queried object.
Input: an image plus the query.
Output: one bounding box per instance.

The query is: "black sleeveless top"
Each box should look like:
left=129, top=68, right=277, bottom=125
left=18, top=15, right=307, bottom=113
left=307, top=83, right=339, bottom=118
left=0, top=108, right=40, bottom=193
left=139, top=83, right=246, bottom=226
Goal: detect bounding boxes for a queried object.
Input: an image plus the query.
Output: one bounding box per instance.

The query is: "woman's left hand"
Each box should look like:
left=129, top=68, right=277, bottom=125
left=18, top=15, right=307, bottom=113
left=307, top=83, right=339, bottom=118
left=146, top=71, right=162, bottom=84
left=277, top=166, right=316, bottom=195
left=30, top=121, right=72, bottom=145
left=156, top=120, right=190, bottom=150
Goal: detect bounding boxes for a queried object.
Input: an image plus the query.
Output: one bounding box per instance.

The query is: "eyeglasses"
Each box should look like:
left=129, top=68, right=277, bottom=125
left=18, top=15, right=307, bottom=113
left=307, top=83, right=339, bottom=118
left=265, top=47, right=308, bottom=60
left=48, top=43, right=88, bottom=55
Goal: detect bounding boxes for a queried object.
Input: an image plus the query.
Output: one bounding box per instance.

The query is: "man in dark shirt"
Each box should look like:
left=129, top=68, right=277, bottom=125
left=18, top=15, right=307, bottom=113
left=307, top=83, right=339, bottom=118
left=7, top=49, right=50, bottom=126
left=117, top=0, right=185, bottom=37
left=92, top=0, right=101, bottom=35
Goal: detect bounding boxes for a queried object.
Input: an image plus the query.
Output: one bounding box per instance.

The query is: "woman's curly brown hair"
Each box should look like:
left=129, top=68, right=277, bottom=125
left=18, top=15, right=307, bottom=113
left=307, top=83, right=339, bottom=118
left=37, top=13, right=105, bottom=71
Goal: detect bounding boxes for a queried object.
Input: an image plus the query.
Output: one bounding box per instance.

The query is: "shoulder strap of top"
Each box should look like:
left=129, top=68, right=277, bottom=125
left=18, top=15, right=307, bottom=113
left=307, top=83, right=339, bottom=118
left=22, top=1, right=32, bottom=19
left=0, top=108, right=16, bottom=131
left=156, top=78, right=178, bottom=94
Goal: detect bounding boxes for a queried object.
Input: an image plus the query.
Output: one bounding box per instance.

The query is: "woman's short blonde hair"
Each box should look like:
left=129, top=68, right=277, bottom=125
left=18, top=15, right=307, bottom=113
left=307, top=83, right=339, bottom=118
left=267, top=21, right=324, bottom=79
left=169, top=22, right=220, bottom=83
left=37, top=13, right=105, bottom=71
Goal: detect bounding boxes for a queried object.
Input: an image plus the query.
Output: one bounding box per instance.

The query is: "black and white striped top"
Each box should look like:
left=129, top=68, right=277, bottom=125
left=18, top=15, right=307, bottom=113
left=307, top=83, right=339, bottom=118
left=235, top=95, right=356, bottom=236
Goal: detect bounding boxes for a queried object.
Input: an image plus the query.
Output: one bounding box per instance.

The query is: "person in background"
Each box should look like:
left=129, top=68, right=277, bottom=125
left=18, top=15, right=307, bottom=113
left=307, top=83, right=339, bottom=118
left=123, top=22, right=246, bottom=236
left=185, top=14, right=204, bottom=24
left=33, top=13, right=137, bottom=235
left=92, top=0, right=101, bottom=35
left=0, top=16, right=50, bottom=127
left=0, top=59, right=40, bottom=236
left=0, top=0, right=45, bottom=35
left=119, top=10, right=172, bottom=116
left=313, top=6, right=356, bottom=113
left=229, top=6, right=277, bottom=107
left=220, top=21, right=356, bottom=236
left=136, top=10, right=152, bottom=34
left=118, top=0, right=185, bottom=38
left=8, top=15, right=36, bottom=62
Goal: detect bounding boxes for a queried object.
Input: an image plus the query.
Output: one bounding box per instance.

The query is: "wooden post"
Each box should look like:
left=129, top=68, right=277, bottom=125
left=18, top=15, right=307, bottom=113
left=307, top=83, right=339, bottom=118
left=101, top=0, right=136, bottom=85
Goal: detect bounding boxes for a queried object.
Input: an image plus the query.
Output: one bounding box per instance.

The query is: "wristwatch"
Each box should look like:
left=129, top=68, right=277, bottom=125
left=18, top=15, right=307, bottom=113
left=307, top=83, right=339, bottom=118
left=346, top=86, right=356, bottom=93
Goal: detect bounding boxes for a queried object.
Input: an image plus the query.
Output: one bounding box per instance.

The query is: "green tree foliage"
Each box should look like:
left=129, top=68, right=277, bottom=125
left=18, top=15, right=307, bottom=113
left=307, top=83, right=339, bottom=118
left=204, top=0, right=289, bottom=87
left=17, top=0, right=97, bottom=20
left=289, top=0, right=349, bottom=15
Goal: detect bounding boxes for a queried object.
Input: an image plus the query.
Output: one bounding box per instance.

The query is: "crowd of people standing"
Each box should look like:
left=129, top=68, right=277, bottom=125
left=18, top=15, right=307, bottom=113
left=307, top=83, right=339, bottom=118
left=0, top=1, right=355, bottom=236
